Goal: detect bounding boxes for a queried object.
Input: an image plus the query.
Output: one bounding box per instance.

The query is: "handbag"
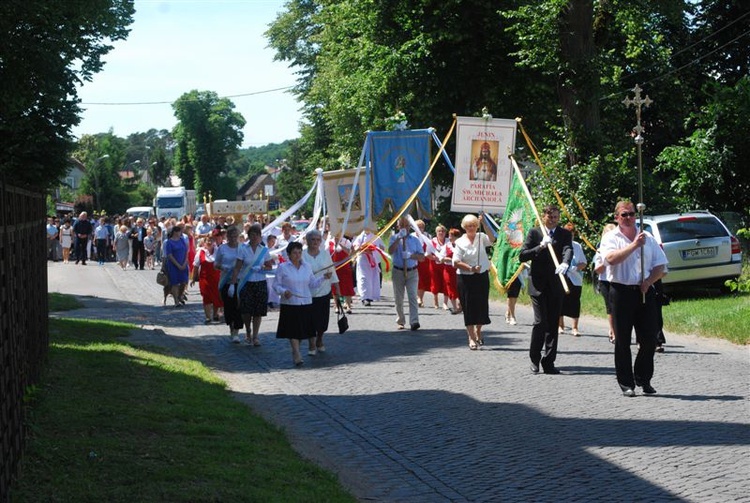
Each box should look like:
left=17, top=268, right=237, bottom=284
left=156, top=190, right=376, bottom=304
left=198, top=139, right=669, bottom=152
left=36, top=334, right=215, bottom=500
left=156, top=265, right=169, bottom=286
left=337, top=311, right=349, bottom=334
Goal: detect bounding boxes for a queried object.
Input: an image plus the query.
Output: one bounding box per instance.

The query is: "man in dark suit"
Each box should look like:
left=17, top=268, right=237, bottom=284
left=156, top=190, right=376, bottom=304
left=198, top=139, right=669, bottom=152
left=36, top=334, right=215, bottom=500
left=130, top=218, right=147, bottom=270
left=519, top=205, right=573, bottom=374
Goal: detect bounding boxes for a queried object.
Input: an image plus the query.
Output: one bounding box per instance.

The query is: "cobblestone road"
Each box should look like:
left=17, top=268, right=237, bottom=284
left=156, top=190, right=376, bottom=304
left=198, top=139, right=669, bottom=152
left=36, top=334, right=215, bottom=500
left=48, top=261, right=750, bottom=502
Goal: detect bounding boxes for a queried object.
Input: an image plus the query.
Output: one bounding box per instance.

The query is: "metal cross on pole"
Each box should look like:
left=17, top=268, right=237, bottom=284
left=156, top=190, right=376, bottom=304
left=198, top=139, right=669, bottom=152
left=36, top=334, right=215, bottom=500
left=623, top=84, right=652, bottom=302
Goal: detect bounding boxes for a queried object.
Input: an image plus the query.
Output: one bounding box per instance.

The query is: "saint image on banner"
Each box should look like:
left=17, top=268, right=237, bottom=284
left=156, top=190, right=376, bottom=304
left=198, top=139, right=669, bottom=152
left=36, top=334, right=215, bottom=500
left=338, top=184, right=361, bottom=212
left=471, top=140, right=498, bottom=181
left=451, top=116, right=517, bottom=214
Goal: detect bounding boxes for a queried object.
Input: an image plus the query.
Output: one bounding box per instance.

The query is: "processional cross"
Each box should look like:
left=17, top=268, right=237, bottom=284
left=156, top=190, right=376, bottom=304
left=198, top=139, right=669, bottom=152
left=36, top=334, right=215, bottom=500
left=623, top=84, right=653, bottom=301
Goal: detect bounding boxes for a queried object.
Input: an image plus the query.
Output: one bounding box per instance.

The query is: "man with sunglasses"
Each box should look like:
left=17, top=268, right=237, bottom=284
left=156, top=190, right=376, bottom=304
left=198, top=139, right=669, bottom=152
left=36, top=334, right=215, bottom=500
left=599, top=200, right=668, bottom=397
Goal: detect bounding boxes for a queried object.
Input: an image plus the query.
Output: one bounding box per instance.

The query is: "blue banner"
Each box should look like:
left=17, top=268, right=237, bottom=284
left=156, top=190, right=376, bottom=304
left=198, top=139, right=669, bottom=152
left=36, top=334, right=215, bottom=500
left=367, top=130, right=432, bottom=217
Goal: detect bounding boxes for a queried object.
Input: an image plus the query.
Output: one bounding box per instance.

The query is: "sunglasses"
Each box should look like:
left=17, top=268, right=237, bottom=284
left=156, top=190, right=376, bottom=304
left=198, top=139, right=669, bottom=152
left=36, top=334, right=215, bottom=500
left=619, top=211, right=637, bottom=217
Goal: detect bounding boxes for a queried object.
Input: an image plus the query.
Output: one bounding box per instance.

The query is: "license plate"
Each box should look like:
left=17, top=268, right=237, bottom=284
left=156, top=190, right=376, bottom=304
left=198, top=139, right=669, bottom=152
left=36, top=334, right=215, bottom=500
left=681, top=247, right=717, bottom=260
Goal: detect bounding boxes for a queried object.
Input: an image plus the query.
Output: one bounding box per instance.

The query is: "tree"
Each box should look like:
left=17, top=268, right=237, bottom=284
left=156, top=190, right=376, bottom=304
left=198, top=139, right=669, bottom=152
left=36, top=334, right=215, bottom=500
left=73, top=133, right=130, bottom=215
left=171, top=90, right=246, bottom=199
left=125, top=129, right=174, bottom=186
left=267, top=0, right=746, bottom=226
left=0, top=0, right=135, bottom=188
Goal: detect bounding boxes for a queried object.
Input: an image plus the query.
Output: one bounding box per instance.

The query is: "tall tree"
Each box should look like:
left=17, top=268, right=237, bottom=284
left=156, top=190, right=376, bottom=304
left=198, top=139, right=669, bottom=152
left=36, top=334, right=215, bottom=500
left=171, top=90, right=245, bottom=199
left=74, top=133, right=129, bottom=215
left=0, top=0, right=135, bottom=188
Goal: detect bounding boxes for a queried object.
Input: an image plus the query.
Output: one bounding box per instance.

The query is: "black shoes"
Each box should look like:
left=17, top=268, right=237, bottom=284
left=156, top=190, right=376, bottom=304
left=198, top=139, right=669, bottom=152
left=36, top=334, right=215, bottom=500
left=639, top=383, right=657, bottom=394
left=542, top=366, right=561, bottom=375
left=622, top=388, right=636, bottom=397
left=530, top=362, right=540, bottom=374
left=410, top=323, right=420, bottom=331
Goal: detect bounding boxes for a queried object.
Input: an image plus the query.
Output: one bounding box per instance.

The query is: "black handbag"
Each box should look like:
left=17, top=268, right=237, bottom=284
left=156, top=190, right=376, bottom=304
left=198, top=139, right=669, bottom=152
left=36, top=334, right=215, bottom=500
left=337, top=311, right=349, bottom=334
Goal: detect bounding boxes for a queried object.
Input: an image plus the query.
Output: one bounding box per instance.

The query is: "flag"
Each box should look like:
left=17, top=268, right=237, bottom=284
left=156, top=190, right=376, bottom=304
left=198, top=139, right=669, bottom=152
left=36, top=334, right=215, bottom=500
left=492, top=171, right=534, bottom=291
left=368, top=130, right=432, bottom=217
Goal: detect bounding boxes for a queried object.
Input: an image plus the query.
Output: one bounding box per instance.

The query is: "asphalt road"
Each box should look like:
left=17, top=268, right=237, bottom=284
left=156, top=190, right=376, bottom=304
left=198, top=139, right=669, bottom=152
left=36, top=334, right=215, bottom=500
left=47, top=261, right=750, bottom=502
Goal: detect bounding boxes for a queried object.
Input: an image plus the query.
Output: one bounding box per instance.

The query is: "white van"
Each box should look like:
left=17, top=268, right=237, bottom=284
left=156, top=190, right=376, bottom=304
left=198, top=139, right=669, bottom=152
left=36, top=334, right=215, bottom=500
left=126, top=206, right=155, bottom=220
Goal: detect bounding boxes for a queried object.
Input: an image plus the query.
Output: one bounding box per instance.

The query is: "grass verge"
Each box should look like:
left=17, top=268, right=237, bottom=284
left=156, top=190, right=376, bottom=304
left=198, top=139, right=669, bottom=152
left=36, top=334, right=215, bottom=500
left=12, top=315, right=356, bottom=502
left=574, top=282, right=748, bottom=345
left=48, top=292, right=84, bottom=311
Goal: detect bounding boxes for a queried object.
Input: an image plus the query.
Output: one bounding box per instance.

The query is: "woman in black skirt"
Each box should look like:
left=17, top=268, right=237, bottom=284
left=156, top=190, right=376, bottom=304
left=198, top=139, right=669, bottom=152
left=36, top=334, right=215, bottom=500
left=452, top=214, right=496, bottom=349
left=273, top=241, right=325, bottom=366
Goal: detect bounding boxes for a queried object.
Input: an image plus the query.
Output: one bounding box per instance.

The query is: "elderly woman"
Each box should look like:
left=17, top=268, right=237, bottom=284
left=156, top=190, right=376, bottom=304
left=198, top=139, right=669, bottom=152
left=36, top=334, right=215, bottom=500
left=214, top=225, right=245, bottom=342
left=229, top=223, right=275, bottom=346
left=452, top=214, right=496, bottom=349
left=303, top=229, right=342, bottom=355
left=114, top=225, right=131, bottom=270
left=164, top=225, right=190, bottom=307
left=190, top=236, right=223, bottom=324
left=273, top=241, right=325, bottom=367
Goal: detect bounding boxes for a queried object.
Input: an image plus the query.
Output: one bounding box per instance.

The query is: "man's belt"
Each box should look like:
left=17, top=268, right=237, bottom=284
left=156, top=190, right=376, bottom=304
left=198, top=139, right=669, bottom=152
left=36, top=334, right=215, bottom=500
left=611, top=282, right=642, bottom=291
left=393, top=265, right=417, bottom=272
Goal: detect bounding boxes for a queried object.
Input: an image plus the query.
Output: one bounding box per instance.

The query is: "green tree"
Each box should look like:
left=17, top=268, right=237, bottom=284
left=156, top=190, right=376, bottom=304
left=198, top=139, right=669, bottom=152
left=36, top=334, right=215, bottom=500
left=125, top=129, right=173, bottom=186
left=74, top=133, right=129, bottom=215
left=0, top=0, right=134, bottom=188
left=268, top=0, right=746, bottom=227
left=171, top=90, right=246, bottom=198
left=655, top=77, right=750, bottom=216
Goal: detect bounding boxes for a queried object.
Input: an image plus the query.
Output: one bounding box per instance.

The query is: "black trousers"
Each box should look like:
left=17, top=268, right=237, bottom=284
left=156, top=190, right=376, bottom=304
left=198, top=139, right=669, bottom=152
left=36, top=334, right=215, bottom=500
left=96, top=239, right=108, bottom=263
left=609, top=283, right=658, bottom=389
left=74, top=237, right=88, bottom=263
left=132, top=241, right=146, bottom=270
left=220, top=284, right=244, bottom=331
left=529, top=285, right=564, bottom=368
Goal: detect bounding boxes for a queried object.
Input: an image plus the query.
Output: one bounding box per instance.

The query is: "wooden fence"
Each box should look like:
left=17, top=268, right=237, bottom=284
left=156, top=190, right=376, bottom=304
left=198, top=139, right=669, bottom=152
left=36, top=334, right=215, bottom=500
left=0, top=180, right=48, bottom=501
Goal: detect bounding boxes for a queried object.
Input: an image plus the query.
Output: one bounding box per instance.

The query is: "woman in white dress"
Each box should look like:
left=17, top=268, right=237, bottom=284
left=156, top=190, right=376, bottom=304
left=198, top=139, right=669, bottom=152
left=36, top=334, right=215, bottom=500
left=59, top=219, right=74, bottom=263
left=352, top=228, right=384, bottom=305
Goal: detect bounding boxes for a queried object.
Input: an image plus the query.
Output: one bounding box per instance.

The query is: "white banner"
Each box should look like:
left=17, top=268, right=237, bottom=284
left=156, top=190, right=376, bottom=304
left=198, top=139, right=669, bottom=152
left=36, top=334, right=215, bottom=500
left=450, top=116, right=517, bottom=214
left=208, top=199, right=267, bottom=216
left=322, top=168, right=370, bottom=238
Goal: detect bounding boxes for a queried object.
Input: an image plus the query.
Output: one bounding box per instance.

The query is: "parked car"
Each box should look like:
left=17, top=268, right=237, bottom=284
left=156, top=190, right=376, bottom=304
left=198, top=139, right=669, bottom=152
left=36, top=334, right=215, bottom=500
left=641, top=211, right=743, bottom=290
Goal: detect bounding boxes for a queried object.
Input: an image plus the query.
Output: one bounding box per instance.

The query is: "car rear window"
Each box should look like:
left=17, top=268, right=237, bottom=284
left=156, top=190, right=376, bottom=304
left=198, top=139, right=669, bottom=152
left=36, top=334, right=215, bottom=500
left=657, top=217, right=728, bottom=243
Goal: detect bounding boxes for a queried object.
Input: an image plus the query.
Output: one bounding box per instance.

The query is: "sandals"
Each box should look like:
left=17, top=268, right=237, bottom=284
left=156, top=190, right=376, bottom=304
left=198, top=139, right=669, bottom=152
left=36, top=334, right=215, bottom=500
left=469, top=339, right=478, bottom=350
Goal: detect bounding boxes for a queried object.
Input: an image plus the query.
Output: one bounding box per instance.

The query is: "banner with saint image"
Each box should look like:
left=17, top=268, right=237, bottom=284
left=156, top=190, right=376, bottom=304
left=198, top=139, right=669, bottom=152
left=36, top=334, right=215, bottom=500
left=451, top=117, right=517, bottom=213
left=322, top=168, right=369, bottom=238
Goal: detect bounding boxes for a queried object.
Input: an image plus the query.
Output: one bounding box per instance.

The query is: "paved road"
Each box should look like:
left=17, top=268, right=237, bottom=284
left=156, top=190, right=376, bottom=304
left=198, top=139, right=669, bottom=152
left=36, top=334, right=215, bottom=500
left=47, top=261, right=750, bottom=502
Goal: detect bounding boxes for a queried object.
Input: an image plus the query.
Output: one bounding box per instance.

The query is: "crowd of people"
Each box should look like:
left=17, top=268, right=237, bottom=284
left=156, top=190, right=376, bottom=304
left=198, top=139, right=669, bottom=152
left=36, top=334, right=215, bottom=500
left=48, top=199, right=669, bottom=394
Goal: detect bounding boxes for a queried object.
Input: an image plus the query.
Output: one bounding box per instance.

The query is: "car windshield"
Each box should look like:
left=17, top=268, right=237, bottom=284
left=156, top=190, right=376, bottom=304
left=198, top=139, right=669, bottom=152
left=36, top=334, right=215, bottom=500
left=657, top=217, right=728, bottom=243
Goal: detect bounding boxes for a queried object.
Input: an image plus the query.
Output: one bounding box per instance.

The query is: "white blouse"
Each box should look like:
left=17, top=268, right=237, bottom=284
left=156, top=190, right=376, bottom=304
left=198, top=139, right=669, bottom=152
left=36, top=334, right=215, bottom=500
left=453, top=232, right=492, bottom=275
left=303, top=248, right=339, bottom=297
left=273, top=260, right=323, bottom=306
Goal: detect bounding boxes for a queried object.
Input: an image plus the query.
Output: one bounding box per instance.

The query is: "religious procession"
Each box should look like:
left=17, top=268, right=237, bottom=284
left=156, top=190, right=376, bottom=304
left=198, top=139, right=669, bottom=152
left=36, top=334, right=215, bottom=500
left=143, top=89, right=677, bottom=399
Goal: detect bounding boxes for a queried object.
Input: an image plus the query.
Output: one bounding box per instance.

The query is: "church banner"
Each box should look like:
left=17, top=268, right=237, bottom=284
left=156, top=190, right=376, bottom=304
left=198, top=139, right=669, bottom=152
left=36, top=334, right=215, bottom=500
left=450, top=117, right=517, bottom=214
left=322, top=168, right=369, bottom=238
left=367, top=129, right=432, bottom=218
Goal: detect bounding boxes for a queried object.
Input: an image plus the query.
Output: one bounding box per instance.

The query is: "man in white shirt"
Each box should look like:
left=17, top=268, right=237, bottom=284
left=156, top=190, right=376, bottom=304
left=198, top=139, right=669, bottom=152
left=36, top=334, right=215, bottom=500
left=195, top=214, right=214, bottom=239
left=600, top=200, right=668, bottom=397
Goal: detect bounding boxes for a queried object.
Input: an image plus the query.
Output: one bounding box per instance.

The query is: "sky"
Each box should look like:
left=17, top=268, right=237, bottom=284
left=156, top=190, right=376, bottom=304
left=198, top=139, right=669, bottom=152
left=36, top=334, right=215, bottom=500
left=73, top=0, right=302, bottom=148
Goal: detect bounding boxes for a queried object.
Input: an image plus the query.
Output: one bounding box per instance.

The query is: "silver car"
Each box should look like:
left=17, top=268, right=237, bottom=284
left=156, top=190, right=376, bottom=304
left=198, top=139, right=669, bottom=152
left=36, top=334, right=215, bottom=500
left=641, top=211, right=743, bottom=289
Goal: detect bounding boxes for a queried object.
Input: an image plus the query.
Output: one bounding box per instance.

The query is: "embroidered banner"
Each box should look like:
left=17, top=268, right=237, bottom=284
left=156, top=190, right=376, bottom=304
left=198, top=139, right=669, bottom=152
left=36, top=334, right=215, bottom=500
left=322, top=168, right=369, bottom=238
left=492, top=171, right=535, bottom=289
left=367, top=130, right=432, bottom=218
left=451, top=117, right=517, bottom=213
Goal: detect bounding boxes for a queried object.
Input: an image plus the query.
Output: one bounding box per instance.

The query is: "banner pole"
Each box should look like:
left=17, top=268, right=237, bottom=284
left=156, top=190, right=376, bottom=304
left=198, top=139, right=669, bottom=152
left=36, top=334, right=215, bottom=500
left=509, top=154, right=569, bottom=293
